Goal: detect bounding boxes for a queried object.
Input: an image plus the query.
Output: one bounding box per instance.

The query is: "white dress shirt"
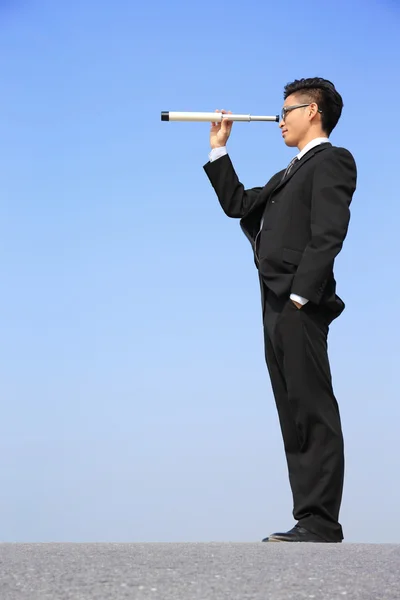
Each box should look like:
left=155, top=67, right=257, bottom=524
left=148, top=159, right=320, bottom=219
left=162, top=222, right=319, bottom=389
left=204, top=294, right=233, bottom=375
left=208, top=137, right=330, bottom=306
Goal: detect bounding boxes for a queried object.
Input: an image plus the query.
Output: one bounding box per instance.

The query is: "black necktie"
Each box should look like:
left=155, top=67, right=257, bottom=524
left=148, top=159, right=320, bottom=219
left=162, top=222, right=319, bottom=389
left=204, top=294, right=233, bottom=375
left=281, top=156, right=299, bottom=181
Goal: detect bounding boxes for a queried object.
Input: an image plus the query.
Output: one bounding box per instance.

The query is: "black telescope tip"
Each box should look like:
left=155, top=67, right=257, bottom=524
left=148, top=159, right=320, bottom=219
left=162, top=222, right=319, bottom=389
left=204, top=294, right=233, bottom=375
left=161, top=111, right=169, bottom=121
left=275, top=115, right=279, bottom=122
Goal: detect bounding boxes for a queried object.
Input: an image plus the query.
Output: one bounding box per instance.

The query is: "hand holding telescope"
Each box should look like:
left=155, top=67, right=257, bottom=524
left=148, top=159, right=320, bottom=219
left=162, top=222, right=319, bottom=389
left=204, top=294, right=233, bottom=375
left=209, top=109, right=234, bottom=149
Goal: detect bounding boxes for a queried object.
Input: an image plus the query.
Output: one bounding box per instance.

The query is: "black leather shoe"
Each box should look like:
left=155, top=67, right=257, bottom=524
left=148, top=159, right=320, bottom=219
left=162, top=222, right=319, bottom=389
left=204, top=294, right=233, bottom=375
left=262, top=524, right=337, bottom=543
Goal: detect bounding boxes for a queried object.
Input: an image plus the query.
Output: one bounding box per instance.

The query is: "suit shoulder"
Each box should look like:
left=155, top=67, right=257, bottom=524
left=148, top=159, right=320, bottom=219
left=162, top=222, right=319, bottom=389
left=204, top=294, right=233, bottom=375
left=318, top=145, right=357, bottom=175
left=327, top=145, right=356, bottom=165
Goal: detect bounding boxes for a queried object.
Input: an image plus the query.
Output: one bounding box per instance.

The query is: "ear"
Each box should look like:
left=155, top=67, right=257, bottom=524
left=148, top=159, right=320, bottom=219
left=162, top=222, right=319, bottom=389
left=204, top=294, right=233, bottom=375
left=308, top=102, right=320, bottom=120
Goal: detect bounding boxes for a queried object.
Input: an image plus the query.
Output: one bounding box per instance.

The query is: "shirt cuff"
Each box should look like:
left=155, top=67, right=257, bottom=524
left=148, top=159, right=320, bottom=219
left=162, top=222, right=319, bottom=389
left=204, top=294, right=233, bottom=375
left=209, top=147, right=227, bottom=162
left=290, top=293, right=309, bottom=305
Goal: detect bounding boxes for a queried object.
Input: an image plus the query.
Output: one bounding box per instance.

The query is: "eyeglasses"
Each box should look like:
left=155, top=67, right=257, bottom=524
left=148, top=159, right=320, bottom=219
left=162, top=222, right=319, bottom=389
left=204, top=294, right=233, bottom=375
left=280, top=103, right=322, bottom=121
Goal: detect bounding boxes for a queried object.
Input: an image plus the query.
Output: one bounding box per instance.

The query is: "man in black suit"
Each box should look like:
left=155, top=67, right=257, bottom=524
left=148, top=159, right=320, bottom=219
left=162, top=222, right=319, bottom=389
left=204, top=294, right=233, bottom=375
left=203, top=78, right=357, bottom=543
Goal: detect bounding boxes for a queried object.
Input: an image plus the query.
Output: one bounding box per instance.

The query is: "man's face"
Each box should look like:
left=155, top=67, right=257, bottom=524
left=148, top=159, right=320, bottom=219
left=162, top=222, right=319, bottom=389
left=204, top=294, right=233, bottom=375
left=279, top=94, right=312, bottom=147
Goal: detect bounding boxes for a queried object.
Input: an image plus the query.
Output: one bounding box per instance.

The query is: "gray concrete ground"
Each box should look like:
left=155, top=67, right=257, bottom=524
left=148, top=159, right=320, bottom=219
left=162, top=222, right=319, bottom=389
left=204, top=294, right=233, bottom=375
left=0, top=543, right=399, bottom=599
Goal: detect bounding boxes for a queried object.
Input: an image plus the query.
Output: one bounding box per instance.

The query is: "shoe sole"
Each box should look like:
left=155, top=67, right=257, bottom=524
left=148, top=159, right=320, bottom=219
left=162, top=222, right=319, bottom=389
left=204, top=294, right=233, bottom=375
left=266, top=535, right=327, bottom=543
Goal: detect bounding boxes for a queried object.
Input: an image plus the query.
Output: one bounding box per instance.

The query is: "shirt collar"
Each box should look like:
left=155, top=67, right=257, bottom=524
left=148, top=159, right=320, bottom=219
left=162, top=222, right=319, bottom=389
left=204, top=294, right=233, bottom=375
left=296, top=137, right=330, bottom=161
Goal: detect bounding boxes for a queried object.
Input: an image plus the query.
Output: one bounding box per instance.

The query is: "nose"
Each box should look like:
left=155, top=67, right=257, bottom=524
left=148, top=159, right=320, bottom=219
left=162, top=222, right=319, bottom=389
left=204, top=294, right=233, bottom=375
left=279, top=117, right=285, bottom=129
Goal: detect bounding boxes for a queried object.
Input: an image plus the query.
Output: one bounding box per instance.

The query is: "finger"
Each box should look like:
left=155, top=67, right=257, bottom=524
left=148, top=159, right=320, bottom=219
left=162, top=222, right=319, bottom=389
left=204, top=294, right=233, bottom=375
left=214, top=109, right=222, bottom=125
left=222, top=113, right=232, bottom=129
left=223, top=110, right=232, bottom=125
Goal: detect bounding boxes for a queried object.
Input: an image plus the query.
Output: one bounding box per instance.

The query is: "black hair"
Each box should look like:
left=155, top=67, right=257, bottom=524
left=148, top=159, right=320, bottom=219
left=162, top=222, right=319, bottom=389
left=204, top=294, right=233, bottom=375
left=283, top=77, right=343, bottom=135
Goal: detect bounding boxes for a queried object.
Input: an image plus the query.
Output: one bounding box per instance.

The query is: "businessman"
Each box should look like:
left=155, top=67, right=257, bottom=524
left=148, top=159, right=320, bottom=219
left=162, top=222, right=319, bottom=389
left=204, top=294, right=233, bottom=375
left=203, top=78, right=357, bottom=543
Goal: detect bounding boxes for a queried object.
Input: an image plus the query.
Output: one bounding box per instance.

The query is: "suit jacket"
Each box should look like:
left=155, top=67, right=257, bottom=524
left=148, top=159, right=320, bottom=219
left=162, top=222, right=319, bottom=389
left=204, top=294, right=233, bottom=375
left=203, top=143, right=357, bottom=319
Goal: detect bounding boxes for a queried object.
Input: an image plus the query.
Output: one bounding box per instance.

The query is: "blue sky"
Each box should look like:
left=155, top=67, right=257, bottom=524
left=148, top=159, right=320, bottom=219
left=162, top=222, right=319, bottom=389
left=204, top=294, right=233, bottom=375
left=0, top=0, right=399, bottom=543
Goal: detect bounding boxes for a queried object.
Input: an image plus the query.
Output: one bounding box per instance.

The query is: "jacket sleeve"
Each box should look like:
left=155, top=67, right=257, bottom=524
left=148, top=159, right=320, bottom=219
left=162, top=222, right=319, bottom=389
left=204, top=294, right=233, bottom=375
left=203, top=154, right=262, bottom=218
left=290, top=147, right=357, bottom=304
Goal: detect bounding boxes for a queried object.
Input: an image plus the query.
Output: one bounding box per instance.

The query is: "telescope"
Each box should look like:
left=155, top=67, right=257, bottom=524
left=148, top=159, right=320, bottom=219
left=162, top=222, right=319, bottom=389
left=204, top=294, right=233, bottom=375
left=161, top=111, right=279, bottom=123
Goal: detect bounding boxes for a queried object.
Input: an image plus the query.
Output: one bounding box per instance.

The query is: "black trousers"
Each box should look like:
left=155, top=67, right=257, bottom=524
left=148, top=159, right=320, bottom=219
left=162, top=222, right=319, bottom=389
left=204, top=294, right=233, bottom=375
left=262, top=282, right=345, bottom=542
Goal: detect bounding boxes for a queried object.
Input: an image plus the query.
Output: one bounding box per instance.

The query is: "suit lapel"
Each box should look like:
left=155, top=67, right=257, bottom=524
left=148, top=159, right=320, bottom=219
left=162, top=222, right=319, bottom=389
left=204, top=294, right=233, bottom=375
left=240, top=143, right=332, bottom=247
left=239, top=170, right=283, bottom=241
left=272, top=142, right=332, bottom=194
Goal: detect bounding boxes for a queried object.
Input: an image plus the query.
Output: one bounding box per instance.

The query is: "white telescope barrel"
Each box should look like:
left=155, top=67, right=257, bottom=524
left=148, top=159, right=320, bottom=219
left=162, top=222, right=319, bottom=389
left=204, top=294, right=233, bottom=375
left=161, top=111, right=279, bottom=123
